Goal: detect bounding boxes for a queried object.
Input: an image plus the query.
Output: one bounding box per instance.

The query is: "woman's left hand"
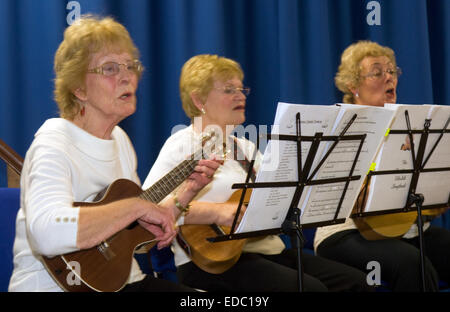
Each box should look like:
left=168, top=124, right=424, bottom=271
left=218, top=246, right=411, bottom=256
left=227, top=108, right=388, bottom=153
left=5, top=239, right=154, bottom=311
left=185, top=156, right=223, bottom=193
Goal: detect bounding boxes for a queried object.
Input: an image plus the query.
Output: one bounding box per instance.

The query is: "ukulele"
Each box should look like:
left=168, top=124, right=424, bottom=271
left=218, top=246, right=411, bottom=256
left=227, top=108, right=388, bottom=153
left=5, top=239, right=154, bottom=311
left=353, top=179, right=449, bottom=240
left=178, top=189, right=251, bottom=274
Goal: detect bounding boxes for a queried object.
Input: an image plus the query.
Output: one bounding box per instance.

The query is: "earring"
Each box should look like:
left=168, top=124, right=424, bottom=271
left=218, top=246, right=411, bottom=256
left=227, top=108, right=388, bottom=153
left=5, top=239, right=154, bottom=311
left=80, top=103, right=86, bottom=117
left=201, top=107, right=206, bottom=115
left=355, top=92, right=359, bottom=98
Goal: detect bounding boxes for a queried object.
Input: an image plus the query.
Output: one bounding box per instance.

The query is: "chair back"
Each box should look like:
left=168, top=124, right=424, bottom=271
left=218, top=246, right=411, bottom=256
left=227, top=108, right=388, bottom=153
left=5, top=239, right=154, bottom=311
left=0, top=187, right=20, bottom=291
left=0, top=139, right=23, bottom=188
left=0, top=139, right=23, bottom=291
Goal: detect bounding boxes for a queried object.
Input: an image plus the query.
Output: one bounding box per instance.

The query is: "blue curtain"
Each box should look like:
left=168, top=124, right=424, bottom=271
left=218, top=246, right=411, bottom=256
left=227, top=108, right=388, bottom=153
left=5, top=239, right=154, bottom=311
left=1, top=0, right=449, bottom=185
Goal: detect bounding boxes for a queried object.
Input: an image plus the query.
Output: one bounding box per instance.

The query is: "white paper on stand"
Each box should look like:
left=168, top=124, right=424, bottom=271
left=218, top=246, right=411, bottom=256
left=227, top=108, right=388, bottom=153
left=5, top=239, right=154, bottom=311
left=365, top=104, right=450, bottom=211
left=236, top=102, right=395, bottom=233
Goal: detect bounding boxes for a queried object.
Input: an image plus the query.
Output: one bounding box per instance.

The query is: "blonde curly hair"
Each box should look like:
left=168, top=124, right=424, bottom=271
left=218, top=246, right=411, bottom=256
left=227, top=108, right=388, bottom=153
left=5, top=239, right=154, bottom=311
left=335, top=41, right=396, bottom=104
left=54, top=15, right=141, bottom=119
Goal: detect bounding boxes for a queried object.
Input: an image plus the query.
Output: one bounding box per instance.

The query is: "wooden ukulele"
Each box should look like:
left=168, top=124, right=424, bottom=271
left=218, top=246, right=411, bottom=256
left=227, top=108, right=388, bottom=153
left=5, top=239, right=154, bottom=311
left=353, top=179, right=449, bottom=240
left=355, top=207, right=448, bottom=240
left=42, top=132, right=217, bottom=292
left=178, top=189, right=251, bottom=274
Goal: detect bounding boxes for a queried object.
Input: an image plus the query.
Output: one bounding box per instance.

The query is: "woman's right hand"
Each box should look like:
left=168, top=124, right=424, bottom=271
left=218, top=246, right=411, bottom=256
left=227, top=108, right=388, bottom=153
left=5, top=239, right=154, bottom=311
left=137, top=202, right=177, bottom=249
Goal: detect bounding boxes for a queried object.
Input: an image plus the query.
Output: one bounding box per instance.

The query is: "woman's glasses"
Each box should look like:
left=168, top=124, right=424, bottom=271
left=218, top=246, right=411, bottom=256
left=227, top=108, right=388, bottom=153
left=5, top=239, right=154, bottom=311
left=361, top=66, right=402, bottom=80
left=88, top=60, right=143, bottom=76
left=214, top=86, right=251, bottom=96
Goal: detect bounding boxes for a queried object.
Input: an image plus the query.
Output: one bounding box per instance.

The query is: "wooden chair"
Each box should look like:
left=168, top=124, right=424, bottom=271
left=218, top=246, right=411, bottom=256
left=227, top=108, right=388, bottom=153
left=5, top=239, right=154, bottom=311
left=0, top=139, right=23, bottom=291
left=0, top=139, right=23, bottom=188
left=0, top=187, right=20, bottom=291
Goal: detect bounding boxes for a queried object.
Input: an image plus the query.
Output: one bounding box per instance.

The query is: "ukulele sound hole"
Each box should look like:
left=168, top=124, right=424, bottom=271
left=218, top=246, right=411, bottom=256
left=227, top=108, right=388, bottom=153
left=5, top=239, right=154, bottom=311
left=127, top=221, right=139, bottom=229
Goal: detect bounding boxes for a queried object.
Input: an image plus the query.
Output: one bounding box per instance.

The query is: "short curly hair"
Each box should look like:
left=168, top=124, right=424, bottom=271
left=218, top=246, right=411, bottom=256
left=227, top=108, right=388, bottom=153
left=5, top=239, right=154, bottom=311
left=179, top=54, right=244, bottom=120
left=335, top=41, right=396, bottom=104
left=54, top=15, right=141, bottom=119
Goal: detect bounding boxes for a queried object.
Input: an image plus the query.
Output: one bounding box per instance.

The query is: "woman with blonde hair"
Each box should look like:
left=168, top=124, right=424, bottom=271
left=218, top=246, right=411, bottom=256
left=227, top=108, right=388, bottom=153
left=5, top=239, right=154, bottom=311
left=8, top=16, right=220, bottom=292
left=334, top=40, right=398, bottom=106
left=314, top=40, right=450, bottom=292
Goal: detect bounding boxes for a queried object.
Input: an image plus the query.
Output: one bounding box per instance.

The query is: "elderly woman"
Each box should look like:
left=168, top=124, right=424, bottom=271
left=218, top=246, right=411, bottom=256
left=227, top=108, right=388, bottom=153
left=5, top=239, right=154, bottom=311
left=334, top=41, right=398, bottom=106
left=143, top=54, right=374, bottom=292
left=8, top=16, right=220, bottom=292
left=314, top=40, right=450, bottom=291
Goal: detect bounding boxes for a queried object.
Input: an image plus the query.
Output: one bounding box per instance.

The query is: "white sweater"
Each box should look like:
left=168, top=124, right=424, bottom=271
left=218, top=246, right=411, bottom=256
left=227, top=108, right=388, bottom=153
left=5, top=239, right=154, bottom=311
left=9, top=118, right=145, bottom=292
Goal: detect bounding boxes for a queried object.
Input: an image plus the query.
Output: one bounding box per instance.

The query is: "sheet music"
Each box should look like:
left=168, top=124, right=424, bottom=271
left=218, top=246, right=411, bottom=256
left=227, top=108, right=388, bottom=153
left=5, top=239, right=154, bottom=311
left=236, top=103, right=339, bottom=232
left=236, top=102, right=394, bottom=233
left=299, top=104, right=396, bottom=223
left=365, top=104, right=450, bottom=211
left=416, top=105, right=450, bottom=205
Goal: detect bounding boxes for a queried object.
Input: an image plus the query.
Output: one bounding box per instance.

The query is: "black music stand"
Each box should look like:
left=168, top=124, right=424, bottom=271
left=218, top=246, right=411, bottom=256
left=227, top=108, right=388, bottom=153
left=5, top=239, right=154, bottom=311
left=208, top=112, right=366, bottom=292
left=352, top=110, right=450, bottom=292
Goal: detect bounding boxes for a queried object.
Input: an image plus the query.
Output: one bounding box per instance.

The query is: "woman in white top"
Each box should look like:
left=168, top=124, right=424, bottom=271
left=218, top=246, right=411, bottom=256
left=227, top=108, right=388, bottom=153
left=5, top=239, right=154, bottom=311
left=8, top=16, right=220, bottom=292
left=144, top=54, right=374, bottom=292
left=315, top=41, right=450, bottom=291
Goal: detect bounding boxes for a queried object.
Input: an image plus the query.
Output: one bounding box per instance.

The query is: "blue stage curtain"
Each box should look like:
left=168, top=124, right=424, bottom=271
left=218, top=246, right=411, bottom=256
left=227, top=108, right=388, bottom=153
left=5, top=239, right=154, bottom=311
left=0, top=0, right=449, bottom=186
